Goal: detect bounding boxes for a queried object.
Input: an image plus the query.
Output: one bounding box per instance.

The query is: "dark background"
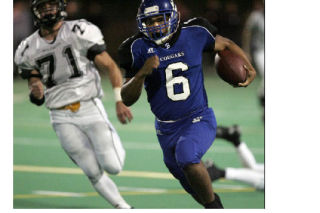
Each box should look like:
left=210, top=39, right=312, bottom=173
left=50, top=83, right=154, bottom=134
left=13, top=0, right=260, bottom=76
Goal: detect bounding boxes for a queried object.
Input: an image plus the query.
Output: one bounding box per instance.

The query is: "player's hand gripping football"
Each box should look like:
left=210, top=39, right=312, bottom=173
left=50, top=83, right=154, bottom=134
left=237, top=64, right=256, bottom=87
left=138, top=55, right=160, bottom=78
left=116, top=101, right=133, bottom=124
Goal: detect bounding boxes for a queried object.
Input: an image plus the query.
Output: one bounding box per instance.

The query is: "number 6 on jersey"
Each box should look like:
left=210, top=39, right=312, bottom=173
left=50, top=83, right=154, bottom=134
left=165, top=62, right=190, bottom=101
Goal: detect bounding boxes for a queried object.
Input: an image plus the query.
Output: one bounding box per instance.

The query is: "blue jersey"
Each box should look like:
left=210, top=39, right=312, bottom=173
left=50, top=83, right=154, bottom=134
left=119, top=17, right=218, bottom=121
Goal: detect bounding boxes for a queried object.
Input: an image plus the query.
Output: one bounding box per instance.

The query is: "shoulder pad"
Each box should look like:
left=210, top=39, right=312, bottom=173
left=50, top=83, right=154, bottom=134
left=68, top=19, right=105, bottom=46
left=15, top=39, right=30, bottom=64
left=183, top=17, right=218, bottom=36
left=14, top=36, right=37, bottom=79
left=119, top=33, right=143, bottom=50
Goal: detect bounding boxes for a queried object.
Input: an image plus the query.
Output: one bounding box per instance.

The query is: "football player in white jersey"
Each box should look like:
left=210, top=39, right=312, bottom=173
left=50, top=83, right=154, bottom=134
left=14, top=0, right=133, bottom=209
left=242, top=0, right=265, bottom=120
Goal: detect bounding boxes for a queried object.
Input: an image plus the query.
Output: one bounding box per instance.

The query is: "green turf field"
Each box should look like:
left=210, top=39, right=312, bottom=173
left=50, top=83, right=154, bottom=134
left=13, top=72, right=264, bottom=209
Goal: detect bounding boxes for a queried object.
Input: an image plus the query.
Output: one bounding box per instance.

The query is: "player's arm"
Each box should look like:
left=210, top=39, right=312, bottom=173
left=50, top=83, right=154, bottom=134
left=214, top=35, right=256, bottom=87
left=94, top=51, right=133, bottom=124
left=121, top=55, right=159, bottom=106
left=28, top=70, right=45, bottom=106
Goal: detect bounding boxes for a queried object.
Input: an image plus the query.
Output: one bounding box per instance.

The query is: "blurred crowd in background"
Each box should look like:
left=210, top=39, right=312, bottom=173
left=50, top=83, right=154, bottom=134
left=13, top=0, right=264, bottom=77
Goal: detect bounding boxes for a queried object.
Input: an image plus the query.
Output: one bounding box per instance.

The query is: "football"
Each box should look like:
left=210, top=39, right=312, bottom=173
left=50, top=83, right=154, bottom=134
left=216, top=49, right=247, bottom=86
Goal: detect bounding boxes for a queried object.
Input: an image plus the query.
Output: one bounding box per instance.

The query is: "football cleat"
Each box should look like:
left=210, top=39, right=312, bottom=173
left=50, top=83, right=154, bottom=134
left=204, top=160, right=225, bottom=182
left=216, top=125, right=241, bottom=147
left=115, top=204, right=134, bottom=209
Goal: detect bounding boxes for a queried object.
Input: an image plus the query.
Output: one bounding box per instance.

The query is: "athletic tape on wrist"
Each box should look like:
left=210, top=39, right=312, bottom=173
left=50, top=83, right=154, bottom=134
left=113, top=87, right=122, bottom=102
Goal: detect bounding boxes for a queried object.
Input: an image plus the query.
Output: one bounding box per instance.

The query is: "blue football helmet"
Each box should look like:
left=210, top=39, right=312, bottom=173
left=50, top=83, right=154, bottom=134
left=31, top=0, right=67, bottom=27
left=137, top=0, right=179, bottom=45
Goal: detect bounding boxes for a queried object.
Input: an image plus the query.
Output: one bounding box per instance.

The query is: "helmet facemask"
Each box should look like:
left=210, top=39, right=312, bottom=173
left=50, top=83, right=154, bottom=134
left=31, top=0, right=67, bottom=28
left=137, top=1, right=179, bottom=45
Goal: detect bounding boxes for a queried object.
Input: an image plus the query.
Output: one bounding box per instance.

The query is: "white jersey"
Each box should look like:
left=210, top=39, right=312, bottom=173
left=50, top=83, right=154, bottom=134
left=245, top=10, right=264, bottom=51
left=14, top=19, right=105, bottom=109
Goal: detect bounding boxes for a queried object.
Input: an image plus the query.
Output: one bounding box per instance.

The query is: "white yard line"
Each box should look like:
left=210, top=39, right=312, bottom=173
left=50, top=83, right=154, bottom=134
left=13, top=137, right=264, bottom=154
left=33, top=190, right=86, bottom=197
left=13, top=164, right=174, bottom=179
left=14, top=165, right=256, bottom=200
left=16, top=184, right=254, bottom=200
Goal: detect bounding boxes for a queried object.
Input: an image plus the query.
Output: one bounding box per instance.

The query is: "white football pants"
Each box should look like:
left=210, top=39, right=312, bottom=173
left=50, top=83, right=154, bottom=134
left=50, top=98, right=130, bottom=208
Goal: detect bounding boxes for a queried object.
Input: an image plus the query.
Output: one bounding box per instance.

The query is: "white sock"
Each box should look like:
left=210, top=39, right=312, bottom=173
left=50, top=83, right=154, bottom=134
left=237, top=142, right=258, bottom=169
left=253, top=163, right=265, bottom=173
left=225, top=167, right=264, bottom=190
left=92, top=173, right=131, bottom=209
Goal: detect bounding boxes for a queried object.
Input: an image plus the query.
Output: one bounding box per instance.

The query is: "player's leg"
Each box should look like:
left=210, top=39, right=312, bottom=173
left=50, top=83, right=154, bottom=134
left=87, top=98, right=125, bottom=174
left=225, top=167, right=264, bottom=190
left=176, top=143, right=223, bottom=208
left=158, top=122, right=206, bottom=206
left=53, top=123, right=131, bottom=209
left=216, top=125, right=263, bottom=171
left=163, top=152, right=223, bottom=208
left=176, top=108, right=223, bottom=208
left=85, top=121, right=125, bottom=175
left=236, top=142, right=264, bottom=171
left=252, top=163, right=265, bottom=173
left=232, top=141, right=264, bottom=172
left=92, top=172, right=132, bottom=208
left=204, top=160, right=264, bottom=190
left=204, top=160, right=226, bottom=181
left=163, top=148, right=223, bottom=207
left=183, top=162, right=223, bottom=208
left=163, top=155, right=203, bottom=205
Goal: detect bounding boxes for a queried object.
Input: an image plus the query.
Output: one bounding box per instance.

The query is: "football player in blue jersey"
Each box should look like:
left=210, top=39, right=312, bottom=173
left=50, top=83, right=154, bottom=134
left=118, top=0, right=256, bottom=208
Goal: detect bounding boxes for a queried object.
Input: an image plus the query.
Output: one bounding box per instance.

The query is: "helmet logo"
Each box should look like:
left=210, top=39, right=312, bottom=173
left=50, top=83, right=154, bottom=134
left=144, top=6, right=159, bottom=16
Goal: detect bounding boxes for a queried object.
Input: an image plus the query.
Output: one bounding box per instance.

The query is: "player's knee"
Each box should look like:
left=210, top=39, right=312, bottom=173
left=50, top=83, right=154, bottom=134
left=105, top=165, right=122, bottom=175
left=100, top=160, right=123, bottom=175
left=181, top=162, right=203, bottom=177
left=183, top=162, right=198, bottom=170
left=176, top=154, right=200, bottom=170
left=179, top=159, right=200, bottom=170
left=175, top=139, right=201, bottom=169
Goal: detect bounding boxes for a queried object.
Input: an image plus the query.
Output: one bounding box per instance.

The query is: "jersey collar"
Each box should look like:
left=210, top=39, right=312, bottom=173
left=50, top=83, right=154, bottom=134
left=160, top=25, right=182, bottom=49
